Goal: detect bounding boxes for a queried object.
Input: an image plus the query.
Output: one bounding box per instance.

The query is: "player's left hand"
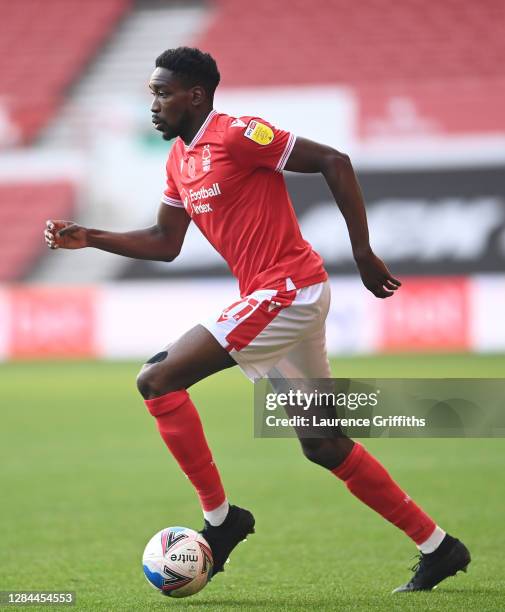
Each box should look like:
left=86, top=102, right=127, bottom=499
left=355, top=251, right=401, bottom=298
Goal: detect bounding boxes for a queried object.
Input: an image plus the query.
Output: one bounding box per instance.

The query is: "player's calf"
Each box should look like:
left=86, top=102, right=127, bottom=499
left=299, top=436, right=355, bottom=470
left=143, top=387, right=228, bottom=518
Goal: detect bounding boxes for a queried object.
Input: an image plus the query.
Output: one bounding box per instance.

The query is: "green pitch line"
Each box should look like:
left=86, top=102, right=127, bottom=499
left=0, top=354, right=504, bottom=611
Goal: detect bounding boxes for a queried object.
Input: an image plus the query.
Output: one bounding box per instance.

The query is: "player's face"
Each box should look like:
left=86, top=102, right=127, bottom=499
left=149, top=68, right=192, bottom=141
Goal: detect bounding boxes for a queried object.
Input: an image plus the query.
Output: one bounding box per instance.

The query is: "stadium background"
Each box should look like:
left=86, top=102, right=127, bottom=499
left=1, top=1, right=504, bottom=610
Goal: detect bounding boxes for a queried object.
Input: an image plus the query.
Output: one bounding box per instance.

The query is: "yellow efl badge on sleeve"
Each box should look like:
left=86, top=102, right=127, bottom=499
left=244, top=120, right=274, bottom=145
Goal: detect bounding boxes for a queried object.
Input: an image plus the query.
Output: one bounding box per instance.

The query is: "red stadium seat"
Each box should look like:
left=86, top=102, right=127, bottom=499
left=194, top=0, right=505, bottom=134
left=195, top=0, right=504, bottom=87
left=0, top=0, right=131, bottom=145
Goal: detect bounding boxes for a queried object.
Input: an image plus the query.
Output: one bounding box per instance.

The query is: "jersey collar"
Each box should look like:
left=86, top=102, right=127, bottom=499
left=184, top=109, right=217, bottom=151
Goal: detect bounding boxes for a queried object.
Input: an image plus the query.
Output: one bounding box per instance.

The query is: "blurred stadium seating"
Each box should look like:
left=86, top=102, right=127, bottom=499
left=196, top=0, right=505, bottom=136
left=0, top=0, right=130, bottom=145
left=197, top=0, right=505, bottom=85
left=0, top=0, right=504, bottom=359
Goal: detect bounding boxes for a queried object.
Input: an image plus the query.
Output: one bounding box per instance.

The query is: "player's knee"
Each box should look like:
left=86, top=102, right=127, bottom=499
left=136, top=365, right=153, bottom=399
left=137, top=367, right=166, bottom=399
left=136, top=362, right=178, bottom=400
left=137, top=350, right=175, bottom=399
left=300, top=438, right=353, bottom=469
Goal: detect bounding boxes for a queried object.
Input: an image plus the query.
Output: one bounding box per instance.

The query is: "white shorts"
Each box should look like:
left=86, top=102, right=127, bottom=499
left=202, top=281, right=331, bottom=381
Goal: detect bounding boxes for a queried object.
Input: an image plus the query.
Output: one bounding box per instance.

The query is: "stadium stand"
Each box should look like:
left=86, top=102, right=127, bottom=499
left=0, top=2, right=209, bottom=284
left=0, top=182, right=75, bottom=281
left=196, top=0, right=505, bottom=86
left=0, top=0, right=131, bottom=145
left=42, top=2, right=208, bottom=148
left=3, top=0, right=503, bottom=284
left=195, top=0, right=505, bottom=136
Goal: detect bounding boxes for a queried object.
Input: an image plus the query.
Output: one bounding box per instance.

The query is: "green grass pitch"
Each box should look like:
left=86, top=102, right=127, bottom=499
left=1, top=354, right=504, bottom=611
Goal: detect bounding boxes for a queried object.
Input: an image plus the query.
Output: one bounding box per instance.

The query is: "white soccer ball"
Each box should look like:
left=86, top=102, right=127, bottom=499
left=142, top=526, right=213, bottom=598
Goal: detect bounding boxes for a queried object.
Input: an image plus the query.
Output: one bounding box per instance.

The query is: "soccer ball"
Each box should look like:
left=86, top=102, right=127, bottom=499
left=142, top=526, right=213, bottom=598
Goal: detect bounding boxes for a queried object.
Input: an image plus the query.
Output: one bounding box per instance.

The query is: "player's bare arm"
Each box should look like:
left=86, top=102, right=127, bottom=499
left=285, top=137, right=401, bottom=299
left=44, top=203, right=190, bottom=261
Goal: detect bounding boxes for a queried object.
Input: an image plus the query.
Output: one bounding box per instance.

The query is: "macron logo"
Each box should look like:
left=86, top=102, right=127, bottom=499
left=231, top=119, right=246, bottom=128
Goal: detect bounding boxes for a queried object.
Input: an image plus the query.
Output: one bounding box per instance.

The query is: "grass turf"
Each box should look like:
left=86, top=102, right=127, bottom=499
left=1, top=354, right=504, bottom=611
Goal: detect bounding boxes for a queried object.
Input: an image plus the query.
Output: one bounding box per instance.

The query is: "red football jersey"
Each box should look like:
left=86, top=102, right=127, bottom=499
left=162, top=110, right=327, bottom=297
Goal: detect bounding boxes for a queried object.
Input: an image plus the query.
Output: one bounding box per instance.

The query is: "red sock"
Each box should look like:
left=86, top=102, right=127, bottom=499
left=145, top=390, right=226, bottom=512
left=332, top=443, right=436, bottom=544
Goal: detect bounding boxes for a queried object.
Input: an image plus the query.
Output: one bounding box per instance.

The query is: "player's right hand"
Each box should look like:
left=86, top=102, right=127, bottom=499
left=355, top=250, right=401, bottom=299
left=44, top=220, right=88, bottom=250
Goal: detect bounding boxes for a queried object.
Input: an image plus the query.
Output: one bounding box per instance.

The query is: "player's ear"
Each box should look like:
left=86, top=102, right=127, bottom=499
left=190, top=85, right=206, bottom=107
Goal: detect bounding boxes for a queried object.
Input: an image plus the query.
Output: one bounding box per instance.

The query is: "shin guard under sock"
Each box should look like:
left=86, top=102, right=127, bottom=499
left=145, top=390, right=226, bottom=512
left=332, top=442, right=436, bottom=544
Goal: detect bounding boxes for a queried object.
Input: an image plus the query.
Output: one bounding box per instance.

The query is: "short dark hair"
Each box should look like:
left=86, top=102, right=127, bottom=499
left=155, top=47, right=220, bottom=98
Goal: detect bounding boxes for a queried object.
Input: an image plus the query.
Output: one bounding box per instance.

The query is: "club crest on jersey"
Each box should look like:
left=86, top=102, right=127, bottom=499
left=244, top=120, right=274, bottom=145
left=202, top=144, right=211, bottom=172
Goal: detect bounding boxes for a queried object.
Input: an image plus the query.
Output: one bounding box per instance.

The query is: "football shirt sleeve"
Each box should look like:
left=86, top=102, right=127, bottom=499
left=224, top=117, right=296, bottom=172
left=161, top=152, right=184, bottom=208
